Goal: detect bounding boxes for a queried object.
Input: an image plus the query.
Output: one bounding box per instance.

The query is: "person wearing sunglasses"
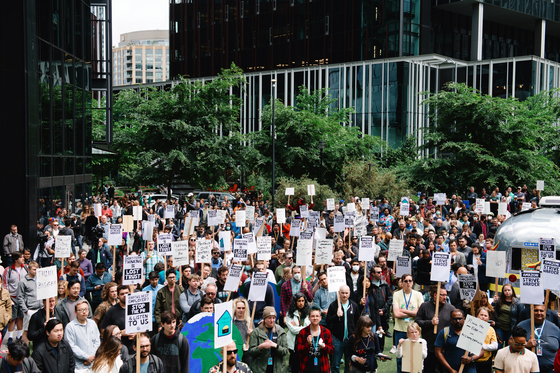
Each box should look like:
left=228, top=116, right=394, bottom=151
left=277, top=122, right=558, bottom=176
left=208, top=340, right=251, bottom=373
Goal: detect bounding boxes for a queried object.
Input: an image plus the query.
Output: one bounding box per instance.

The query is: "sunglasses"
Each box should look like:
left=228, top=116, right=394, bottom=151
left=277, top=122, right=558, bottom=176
left=190, top=239, right=196, bottom=242
left=226, top=349, right=238, bottom=355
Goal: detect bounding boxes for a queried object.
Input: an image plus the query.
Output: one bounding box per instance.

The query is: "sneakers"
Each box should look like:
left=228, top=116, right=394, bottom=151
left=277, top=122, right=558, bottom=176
left=389, top=346, right=397, bottom=354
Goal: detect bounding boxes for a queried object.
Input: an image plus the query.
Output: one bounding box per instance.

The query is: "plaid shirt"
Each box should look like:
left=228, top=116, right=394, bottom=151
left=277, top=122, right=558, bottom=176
left=208, top=361, right=251, bottom=373
left=296, top=325, right=334, bottom=373
left=141, top=250, right=165, bottom=279
left=280, top=279, right=313, bottom=316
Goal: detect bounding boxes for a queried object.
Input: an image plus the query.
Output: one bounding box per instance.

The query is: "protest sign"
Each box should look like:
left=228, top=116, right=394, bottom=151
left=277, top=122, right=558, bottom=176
left=344, top=215, right=354, bottom=229
left=327, top=198, right=335, bottom=210
left=456, top=315, right=490, bottom=353
left=276, top=208, right=286, bottom=224
left=539, top=238, right=555, bottom=261
left=307, top=219, right=318, bottom=231
left=522, top=202, right=531, bottom=211
left=400, top=197, right=410, bottom=216
left=307, top=184, right=315, bottom=196
left=315, top=239, right=333, bottom=265
left=290, top=219, right=301, bottom=237
left=300, top=232, right=313, bottom=241
left=346, top=203, right=356, bottom=212
left=327, top=266, right=347, bottom=293
left=256, top=236, right=272, bottom=261
left=434, top=193, right=447, bottom=206
left=520, top=271, right=544, bottom=305
left=196, top=239, right=212, bottom=263
left=285, top=188, right=294, bottom=195
left=219, top=231, right=232, bottom=252
left=157, top=233, right=173, bottom=255
left=354, top=215, right=367, bottom=237
left=370, top=207, right=379, bottom=221
left=485, top=251, right=506, bottom=278
left=36, top=266, right=57, bottom=300
left=541, top=259, right=560, bottom=291
left=133, top=206, right=142, bottom=221
left=388, top=240, right=404, bottom=261
left=147, top=214, right=155, bottom=223
left=214, top=301, right=234, bottom=349
left=401, top=339, right=424, bottom=373
left=248, top=272, right=268, bottom=302
left=125, top=292, right=152, bottom=334
left=475, top=199, right=485, bottom=213
left=498, top=202, right=507, bottom=215
left=358, top=236, right=375, bottom=262
left=217, top=210, right=226, bottom=225
left=300, top=205, right=309, bottom=218
left=190, top=210, right=199, bottom=219
left=123, top=255, right=144, bottom=285
left=245, top=206, right=255, bottom=220
left=164, top=205, right=175, bottom=219
left=457, top=274, right=478, bottom=301
left=233, top=239, right=248, bottom=261
left=396, top=256, right=411, bottom=278
left=94, top=203, right=102, bottom=217
left=123, top=215, right=133, bottom=232
left=309, top=211, right=320, bottom=219
left=236, top=211, right=246, bottom=227
left=315, top=227, right=327, bottom=240
left=253, top=219, right=265, bottom=236
left=430, top=252, right=451, bottom=282
left=296, top=239, right=313, bottom=267
left=224, top=264, right=244, bottom=292
left=171, top=241, right=189, bottom=266
left=208, top=210, right=218, bottom=226
left=243, top=232, right=257, bottom=254
left=142, top=221, right=153, bottom=241
left=537, top=180, right=544, bottom=191
left=361, top=198, right=370, bottom=210
left=484, top=202, right=491, bottom=214
left=108, top=224, right=122, bottom=246
left=55, top=235, right=72, bottom=258
left=333, top=215, right=344, bottom=232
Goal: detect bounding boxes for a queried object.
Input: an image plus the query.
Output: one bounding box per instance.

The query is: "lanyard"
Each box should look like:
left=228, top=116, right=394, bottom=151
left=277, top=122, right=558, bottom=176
left=312, top=334, right=319, bottom=351
left=403, top=291, right=412, bottom=310
left=5, top=363, right=21, bottom=373
left=535, top=321, right=546, bottom=341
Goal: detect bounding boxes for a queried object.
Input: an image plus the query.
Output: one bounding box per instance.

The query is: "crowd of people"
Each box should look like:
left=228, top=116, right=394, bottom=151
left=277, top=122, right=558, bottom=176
left=0, top=185, right=554, bottom=373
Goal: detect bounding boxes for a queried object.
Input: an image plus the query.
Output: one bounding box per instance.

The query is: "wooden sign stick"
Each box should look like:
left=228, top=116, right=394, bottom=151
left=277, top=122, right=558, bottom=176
left=113, top=246, right=116, bottom=277
left=545, top=289, right=550, bottom=309
left=246, top=306, right=257, bottom=346
left=530, top=305, right=535, bottom=352
left=223, top=346, right=227, bottom=373
left=179, top=265, right=183, bottom=286
left=457, top=351, right=469, bottom=373
left=433, top=282, right=441, bottom=334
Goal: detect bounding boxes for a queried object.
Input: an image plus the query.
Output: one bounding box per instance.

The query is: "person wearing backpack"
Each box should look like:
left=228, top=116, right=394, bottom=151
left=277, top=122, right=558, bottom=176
left=2, top=251, right=27, bottom=344
left=0, top=339, right=40, bottom=373
left=59, top=260, right=86, bottom=297
left=119, top=333, right=164, bottom=373
left=151, top=311, right=189, bottom=373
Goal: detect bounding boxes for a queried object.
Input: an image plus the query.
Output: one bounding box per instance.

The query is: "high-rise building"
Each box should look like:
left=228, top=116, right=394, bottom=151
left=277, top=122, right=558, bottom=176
left=113, top=30, right=170, bottom=86
left=169, top=0, right=560, bottom=148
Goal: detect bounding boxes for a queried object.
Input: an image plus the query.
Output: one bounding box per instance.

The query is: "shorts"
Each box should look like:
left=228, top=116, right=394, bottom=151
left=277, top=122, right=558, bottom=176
left=23, top=309, right=39, bottom=331
left=11, top=300, right=23, bottom=320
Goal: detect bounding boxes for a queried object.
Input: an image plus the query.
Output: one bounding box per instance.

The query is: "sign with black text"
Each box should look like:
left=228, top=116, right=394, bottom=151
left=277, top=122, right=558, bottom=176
left=157, top=233, right=173, bottom=255
left=233, top=239, right=248, bottom=262
left=36, top=266, right=58, bottom=300
left=108, top=224, right=122, bottom=246
left=125, top=292, right=152, bottom=334
left=458, top=274, right=478, bottom=301
left=539, top=238, right=555, bottom=261
left=123, top=255, right=144, bottom=285
left=55, top=235, right=72, bottom=258
left=396, top=256, right=411, bottom=278
left=430, top=252, right=451, bottom=282
left=248, top=272, right=268, bottom=302
left=520, top=271, right=544, bottom=305
left=171, top=241, right=189, bottom=267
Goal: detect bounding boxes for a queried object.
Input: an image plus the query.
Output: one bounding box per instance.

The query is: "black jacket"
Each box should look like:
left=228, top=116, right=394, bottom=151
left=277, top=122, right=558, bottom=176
left=326, top=299, right=360, bottom=341
left=28, top=308, right=48, bottom=345
left=368, top=279, right=393, bottom=321
left=119, top=354, right=165, bottom=373
left=31, top=339, right=75, bottom=373
left=150, top=329, right=190, bottom=373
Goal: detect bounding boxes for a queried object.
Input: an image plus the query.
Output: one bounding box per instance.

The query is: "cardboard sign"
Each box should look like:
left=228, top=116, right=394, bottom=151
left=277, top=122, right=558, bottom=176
left=520, top=271, right=544, bottom=305
left=223, top=264, right=243, bottom=292
left=285, top=188, right=294, bottom=196
left=123, top=255, right=144, bottom=285
left=401, top=339, right=424, bottom=373
left=458, top=274, right=478, bottom=301
left=307, top=184, right=315, bottom=196
left=94, top=203, right=102, bottom=217
left=456, top=314, right=490, bottom=353
left=157, top=233, right=173, bottom=255
left=296, top=239, right=313, bottom=267
left=396, top=256, right=411, bottom=278
left=125, top=292, right=152, bottom=334
left=485, top=251, right=506, bottom=278
left=164, top=205, right=175, bottom=219
left=55, top=235, right=72, bottom=258
left=475, top=199, right=485, bottom=213
left=36, top=266, right=58, bottom=300
left=243, top=232, right=257, bottom=254
left=171, top=241, right=189, bottom=267
left=400, top=197, right=410, bottom=216
left=217, top=210, right=226, bottom=225
left=219, top=231, right=232, bottom=252
left=361, top=198, right=370, bottom=210
left=346, top=203, right=356, bottom=212
left=123, top=215, right=133, bottom=232
left=256, top=236, right=272, bottom=261
left=484, top=201, right=491, bottom=214
left=300, top=205, right=309, bottom=218
left=245, top=206, right=255, bottom=220
left=133, top=206, right=142, bottom=221
left=327, top=198, right=335, bottom=210
left=537, top=180, right=544, bottom=191
left=236, top=210, right=246, bottom=227
left=233, top=239, right=248, bottom=261
left=539, top=238, right=555, bottom=261
left=522, top=202, right=532, bottom=211
left=196, top=239, right=213, bottom=263
left=327, top=266, right=347, bottom=293
left=290, top=219, right=301, bottom=237
left=208, top=210, right=218, bottom=226
left=370, top=207, right=379, bottom=221
left=333, top=215, right=345, bottom=232
left=430, top=252, right=451, bottom=282
left=358, top=236, right=375, bottom=262
left=541, top=259, right=560, bottom=291
left=388, top=240, right=404, bottom=261
left=108, top=224, right=122, bottom=246
left=315, top=227, right=327, bottom=240
left=214, top=301, right=234, bottom=348
left=315, top=239, right=333, bottom=265
left=248, top=272, right=268, bottom=302
left=276, top=208, right=286, bottom=224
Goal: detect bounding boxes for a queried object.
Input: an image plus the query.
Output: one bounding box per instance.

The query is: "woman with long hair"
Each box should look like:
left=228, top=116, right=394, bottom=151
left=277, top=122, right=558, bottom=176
left=472, top=291, right=495, bottom=322
left=286, top=292, right=311, bottom=373
left=232, top=298, right=253, bottom=365
left=346, top=316, right=384, bottom=373
left=92, top=336, right=123, bottom=373
left=101, top=325, right=129, bottom=363
left=57, top=280, right=68, bottom=304
left=492, top=283, right=523, bottom=346
left=473, top=307, right=498, bottom=373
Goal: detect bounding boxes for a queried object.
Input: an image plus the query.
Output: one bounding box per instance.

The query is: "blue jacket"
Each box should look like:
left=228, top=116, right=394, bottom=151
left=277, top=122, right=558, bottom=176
left=466, top=251, right=490, bottom=284
left=89, top=244, right=114, bottom=269
left=85, top=271, right=113, bottom=304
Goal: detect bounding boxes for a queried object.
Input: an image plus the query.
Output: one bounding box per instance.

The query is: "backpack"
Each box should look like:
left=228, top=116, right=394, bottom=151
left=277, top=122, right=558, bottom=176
left=154, top=331, right=183, bottom=350
left=128, top=354, right=162, bottom=373
left=61, top=273, right=83, bottom=283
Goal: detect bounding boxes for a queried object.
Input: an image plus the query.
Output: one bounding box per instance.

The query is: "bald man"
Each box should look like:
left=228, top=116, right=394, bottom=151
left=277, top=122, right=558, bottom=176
left=448, top=265, right=468, bottom=312
left=207, top=340, right=251, bottom=373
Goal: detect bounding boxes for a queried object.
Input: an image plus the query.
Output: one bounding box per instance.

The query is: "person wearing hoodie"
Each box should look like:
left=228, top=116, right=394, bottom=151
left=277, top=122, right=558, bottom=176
left=16, top=261, right=42, bottom=344
left=150, top=311, right=189, bottom=373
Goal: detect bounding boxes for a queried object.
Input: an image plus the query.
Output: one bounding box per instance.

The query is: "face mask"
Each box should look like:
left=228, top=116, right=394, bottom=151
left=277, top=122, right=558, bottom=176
left=352, top=265, right=360, bottom=272
left=245, top=265, right=251, bottom=270
left=226, top=227, right=231, bottom=231
left=293, top=273, right=301, bottom=281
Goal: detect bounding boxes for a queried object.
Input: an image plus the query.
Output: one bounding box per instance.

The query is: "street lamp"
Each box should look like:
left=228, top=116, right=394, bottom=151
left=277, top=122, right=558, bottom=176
left=271, top=78, right=277, bottom=208
left=318, top=140, right=325, bottom=185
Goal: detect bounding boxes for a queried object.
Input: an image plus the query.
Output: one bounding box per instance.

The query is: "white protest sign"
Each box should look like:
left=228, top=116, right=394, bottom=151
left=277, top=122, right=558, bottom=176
left=224, top=264, right=243, bottom=292
left=307, top=219, right=318, bottom=232
left=475, top=199, right=485, bottom=213
left=456, top=315, right=490, bottom=353
left=484, top=201, right=491, bottom=214
left=94, top=203, right=102, bottom=217
left=108, top=224, right=122, bottom=246
left=285, top=188, right=294, bottom=196
left=245, top=206, right=255, bottom=220
left=290, top=219, right=301, bottom=237
left=55, top=235, right=72, bottom=258
left=123, top=255, right=144, bottom=285
left=388, top=240, right=404, bottom=261
left=346, top=203, right=356, bottom=212
left=217, top=210, right=227, bottom=225
left=36, top=266, right=58, bottom=300
left=315, top=239, right=333, bottom=265
left=362, top=198, right=370, bottom=210
left=485, top=251, right=506, bottom=278
left=125, top=292, right=152, bottom=334
left=396, top=256, right=411, bottom=278
left=147, top=214, right=155, bottom=223
left=520, top=271, right=544, bottom=305
left=498, top=202, right=507, bottom=215
left=172, top=241, right=190, bottom=266
left=358, top=236, right=375, bottom=262
left=333, top=215, right=345, bottom=233
left=256, top=236, right=272, bottom=261
left=370, top=207, right=379, bottom=221
left=539, top=238, right=555, bottom=261
left=219, top=231, right=232, bottom=252
left=434, top=193, right=447, bottom=206
left=190, top=210, right=199, bottom=219
left=307, top=185, right=315, bottom=196
left=300, top=205, right=309, bottom=218
left=208, top=210, right=218, bottom=226
left=315, top=227, right=327, bottom=240
left=157, top=233, right=173, bottom=255
left=196, top=239, right=212, bottom=263
left=522, top=202, right=531, bottom=211
left=236, top=210, right=246, bottom=227
left=253, top=219, right=265, bottom=236
left=354, top=215, right=367, bottom=237
left=400, top=197, right=410, bottom=216
left=248, top=272, right=268, bottom=302
left=327, top=198, right=335, bottom=210
left=296, top=239, right=313, bottom=267
left=327, top=266, right=347, bottom=293
left=142, top=221, right=153, bottom=241
left=430, top=252, right=451, bottom=282
left=164, top=205, right=175, bottom=219
left=344, top=215, right=354, bottom=229
left=214, top=301, right=234, bottom=349
left=233, top=239, right=248, bottom=261
left=133, top=206, right=142, bottom=221
left=276, top=208, right=286, bottom=224
left=243, top=232, right=257, bottom=254
left=537, top=180, right=544, bottom=191
left=458, top=274, right=478, bottom=301
left=542, top=259, right=560, bottom=291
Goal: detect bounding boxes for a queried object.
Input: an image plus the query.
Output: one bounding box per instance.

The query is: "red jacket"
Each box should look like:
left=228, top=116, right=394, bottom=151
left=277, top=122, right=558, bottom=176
left=296, top=325, right=334, bottom=373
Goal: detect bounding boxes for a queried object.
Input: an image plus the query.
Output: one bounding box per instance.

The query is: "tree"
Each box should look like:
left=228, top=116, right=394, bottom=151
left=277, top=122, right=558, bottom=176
left=273, top=176, right=337, bottom=208
left=405, top=83, right=560, bottom=195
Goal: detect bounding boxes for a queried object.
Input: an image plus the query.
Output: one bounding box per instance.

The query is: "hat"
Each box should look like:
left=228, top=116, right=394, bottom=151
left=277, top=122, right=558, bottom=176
left=187, top=193, right=194, bottom=197
left=262, top=306, right=276, bottom=320
left=339, top=199, right=344, bottom=203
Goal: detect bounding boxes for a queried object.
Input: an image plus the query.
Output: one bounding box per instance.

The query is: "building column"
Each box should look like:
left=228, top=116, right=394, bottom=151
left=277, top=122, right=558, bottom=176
left=399, top=0, right=404, bottom=57
left=535, top=20, right=546, bottom=58
left=471, top=2, right=483, bottom=61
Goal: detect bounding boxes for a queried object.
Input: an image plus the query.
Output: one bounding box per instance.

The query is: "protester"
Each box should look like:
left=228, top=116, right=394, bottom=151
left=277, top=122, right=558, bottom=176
left=473, top=307, right=498, bottom=373
left=247, top=306, right=289, bottom=373
left=32, top=319, right=75, bottom=373
left=86, top=263, right=113, bottom=311
left=27, top=297, right=55, bottom=345
left=154, top=269, right=184, bottom=326
left=0, top=339, right=40, bottom=373
left=119, top=333, right=165, bottom=373
left=280, top=265, right=313, bottom=320
left=492, top=283, right=523, bottom=346
left=59, top=260, right=86, bottom=297
left=3, top=225, right=24, bottom=267
left=151, top=311, right=190, bottom=373
left=64, top=299, right=101, bottom=372
left=92, top=336, right=123, bottom=373
left=179, top=273, right=204, bottom=323
left=296, top=305, right=334, bottom=373
left=78, top=249, right=94, bottom=280
left=494, top=326, right=539, bottom=373
left=102, top=326, right=130, bottom=363
left=93, top=282, right=118, bottom=329
left=396, top=323, right=428, bottom=372
left=102, top=285, right=135, bottom=352
left=285, top=292, right=310, bottom=373
left=54, top=279, right=92, bottom=327
left=141, top=241, right=164, bottom=281
left=3, top=251, right=27, bottom=344
left=143, top=271, right=165, bottom=332
left=207, top=340, right=252, bottom=373
left=346, top=316, right=385, bottom=373
left=232, top=298, right=253, bottom=364
left=16, top=261, right=41, bottom=344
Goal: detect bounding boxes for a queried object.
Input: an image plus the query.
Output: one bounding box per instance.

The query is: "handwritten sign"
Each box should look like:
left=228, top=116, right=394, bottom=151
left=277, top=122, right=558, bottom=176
left=522, top=202, right=532, bottom=211
left=520, top=271, right=544, bottom=305
left=36, top=266, right=57, bottom=300
left=123, top=255, right=144, bottom=285
left=256, top=236, right=272, bottom=261
left=485, top=251, right=506, bottom=278
left=125, top=292, right=152, bottom=334
left=196, top=239, right=213, bottom=263
left=315, top=239, right=333, bottom=265
left=537, top=180, right=544, bottom=191
left=157, top=233, right=173, bottom=255
left=55, top=235, right=72, bottom=258
left=327, top=198, right=335, bottom=210
left=388, top=240, right=404, bottom=261
left=359, top=236, right=375, bottom=262
left=542, top=259, right=560, bottom=291
left=296, top=238, right=313, bottom=267
left=539, top=238, right=555, bottom=261
left=475, top=199, right=485, bottom=213
left=171, top=241, right=189, bottom=266
left=248, top=272, right=268, bottom=302
left=430, top=252, right=451, bottom=282
left=245, top=206, right=255, bottom=220
left=458, top=274, right=478, bottom=301
left=396, top=256, right=411, bottom=277
left=327, top=266, right=347, bottom=293
left=233, top=239, right=248, bottom=261
left=223, top=264, right=243, bottom=292
left=456, top=315, right=490, bottom=353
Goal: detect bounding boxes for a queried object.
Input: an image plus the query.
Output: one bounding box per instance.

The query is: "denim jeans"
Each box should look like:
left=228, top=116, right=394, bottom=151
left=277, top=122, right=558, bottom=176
left=394, top=330, right=408, bottom=373
left=496, top=328, right=511, bottom=348
left=76, top=235, right=83, bottom=251
left=332, top=335, right=349, bottom=373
